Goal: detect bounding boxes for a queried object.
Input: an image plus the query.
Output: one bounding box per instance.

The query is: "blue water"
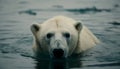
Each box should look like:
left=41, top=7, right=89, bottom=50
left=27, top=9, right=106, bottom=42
left=0, top=0, right=120, bottom=69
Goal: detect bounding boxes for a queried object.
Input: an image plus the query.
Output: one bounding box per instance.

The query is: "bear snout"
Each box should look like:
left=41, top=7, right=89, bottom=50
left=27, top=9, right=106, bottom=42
left=52, top=49, right=64, bottom=58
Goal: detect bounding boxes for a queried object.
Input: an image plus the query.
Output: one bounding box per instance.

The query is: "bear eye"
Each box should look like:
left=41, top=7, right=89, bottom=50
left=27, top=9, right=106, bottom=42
left=46, top=33, right=54, bottom=39
left=63, top=32, right=70, bottom=39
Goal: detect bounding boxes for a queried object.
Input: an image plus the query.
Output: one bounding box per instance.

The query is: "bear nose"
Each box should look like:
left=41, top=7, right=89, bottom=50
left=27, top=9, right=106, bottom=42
left=52, top=49, right=64, bottom=58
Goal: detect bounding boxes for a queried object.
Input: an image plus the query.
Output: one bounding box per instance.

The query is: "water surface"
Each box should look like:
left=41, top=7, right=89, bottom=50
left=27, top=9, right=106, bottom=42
left=0, top=0, right=120, bottom=69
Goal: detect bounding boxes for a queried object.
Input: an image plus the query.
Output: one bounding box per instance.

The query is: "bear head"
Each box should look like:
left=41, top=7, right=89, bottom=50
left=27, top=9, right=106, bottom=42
left=31, top=17, right=82, bottom=58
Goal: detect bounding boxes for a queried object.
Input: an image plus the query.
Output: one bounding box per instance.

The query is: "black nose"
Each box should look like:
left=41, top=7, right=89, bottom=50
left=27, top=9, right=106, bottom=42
left=53, top=49, right=64, bottom=58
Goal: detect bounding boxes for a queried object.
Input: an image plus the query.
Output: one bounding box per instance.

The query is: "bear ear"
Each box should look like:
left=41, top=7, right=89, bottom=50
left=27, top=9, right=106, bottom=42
left=74, top=22, right=83, bottom=32
left=31, top=23, right=40, bottom=34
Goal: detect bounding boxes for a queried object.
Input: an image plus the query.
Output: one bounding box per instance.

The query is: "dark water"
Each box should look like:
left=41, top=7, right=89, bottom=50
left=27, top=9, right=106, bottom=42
left=0, top=0, right=120, bottom=69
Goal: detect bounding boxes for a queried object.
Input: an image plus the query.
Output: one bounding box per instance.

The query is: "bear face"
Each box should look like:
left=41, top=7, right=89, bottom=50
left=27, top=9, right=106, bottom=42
left=31, top=16, right=100, bottom=58
left=31, top=16, right=82, bottom=58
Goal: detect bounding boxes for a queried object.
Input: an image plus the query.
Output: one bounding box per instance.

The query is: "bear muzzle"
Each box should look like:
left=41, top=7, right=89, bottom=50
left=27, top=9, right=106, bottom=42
left=52, top=49, right=64, bottom=58
left=50, top=40, right=68, bottom=58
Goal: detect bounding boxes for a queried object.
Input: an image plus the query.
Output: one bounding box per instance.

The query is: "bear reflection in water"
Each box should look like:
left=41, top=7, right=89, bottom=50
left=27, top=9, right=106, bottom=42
left=35, top=57, right=82, bottom=69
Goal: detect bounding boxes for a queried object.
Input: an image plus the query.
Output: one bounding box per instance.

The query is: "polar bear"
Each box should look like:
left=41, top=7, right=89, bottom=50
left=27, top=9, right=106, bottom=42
left=31, top=16, right=100, bottom=58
